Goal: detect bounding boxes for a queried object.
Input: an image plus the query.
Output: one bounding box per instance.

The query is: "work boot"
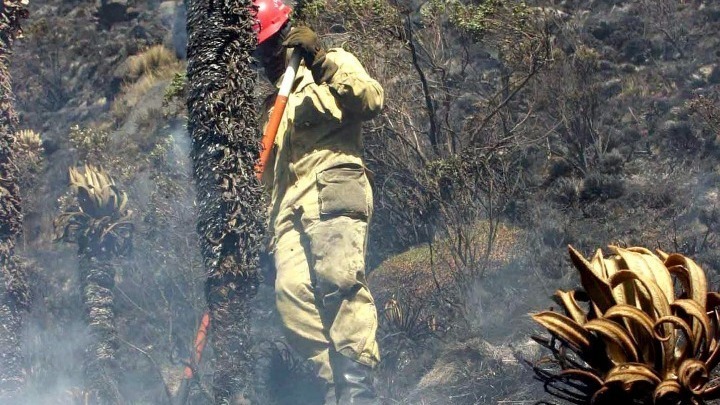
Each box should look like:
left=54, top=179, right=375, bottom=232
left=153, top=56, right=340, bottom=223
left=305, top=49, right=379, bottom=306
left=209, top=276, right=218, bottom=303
left=332, top=354, right=380, bottom=405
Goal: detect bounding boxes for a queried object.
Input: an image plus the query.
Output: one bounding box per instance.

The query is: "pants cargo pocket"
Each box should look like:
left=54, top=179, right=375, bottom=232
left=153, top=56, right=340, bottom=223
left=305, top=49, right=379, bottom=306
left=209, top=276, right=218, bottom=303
left=317, top=163, right=369, bottom=220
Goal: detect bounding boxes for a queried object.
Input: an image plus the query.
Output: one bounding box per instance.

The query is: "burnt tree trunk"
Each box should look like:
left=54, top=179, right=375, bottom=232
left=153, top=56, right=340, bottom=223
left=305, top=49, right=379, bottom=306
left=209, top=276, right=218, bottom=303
left=0, top=1, right=29, bottom=399
left=186, top=0, right=264, bottom=402
left=80, top=253, right=121, bottom=404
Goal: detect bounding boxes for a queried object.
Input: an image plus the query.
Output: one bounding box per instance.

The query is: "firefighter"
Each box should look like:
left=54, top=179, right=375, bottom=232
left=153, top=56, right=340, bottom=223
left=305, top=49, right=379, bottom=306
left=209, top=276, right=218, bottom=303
left=253, top=0, right=384, bottom=403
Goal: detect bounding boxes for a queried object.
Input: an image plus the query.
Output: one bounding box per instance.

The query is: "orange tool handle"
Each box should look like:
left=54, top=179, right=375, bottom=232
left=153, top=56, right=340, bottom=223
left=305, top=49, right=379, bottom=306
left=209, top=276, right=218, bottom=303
left=183, top=311, right=210, bottom=379
left=255, top=49, right=301, bottom=179
left=255, top=94, right=289, bottom=178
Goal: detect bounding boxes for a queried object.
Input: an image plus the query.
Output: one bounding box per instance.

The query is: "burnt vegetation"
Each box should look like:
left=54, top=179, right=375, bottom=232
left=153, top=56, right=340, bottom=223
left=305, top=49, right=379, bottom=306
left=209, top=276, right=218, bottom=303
left=0, top=0, right=30, bottom=401
left=185, top=0, right=265, bottom=401
left=1, top=0, right=719, bottom=404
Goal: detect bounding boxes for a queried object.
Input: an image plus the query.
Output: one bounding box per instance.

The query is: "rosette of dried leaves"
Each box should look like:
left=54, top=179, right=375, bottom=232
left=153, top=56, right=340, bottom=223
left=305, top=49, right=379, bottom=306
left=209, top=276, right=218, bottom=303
left=532, top=246, right=720, bottom=404
left=55, top=165, right=132, bottom=256
left=13, top=129, right=43, bottom=195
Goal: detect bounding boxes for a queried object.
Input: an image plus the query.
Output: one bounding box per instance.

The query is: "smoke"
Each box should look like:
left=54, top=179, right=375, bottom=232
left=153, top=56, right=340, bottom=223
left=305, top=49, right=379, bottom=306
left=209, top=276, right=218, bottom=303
left=167, top=126, right=192, bottom=175
left=21, top=322, right=88, bottom=405
left=171, top=1, right=187, bottom=60
left=19, top=252, right=88, bottom=405
left=10, top=0, right=720, bottom=403
left=16, top=117, right=206, bottom=404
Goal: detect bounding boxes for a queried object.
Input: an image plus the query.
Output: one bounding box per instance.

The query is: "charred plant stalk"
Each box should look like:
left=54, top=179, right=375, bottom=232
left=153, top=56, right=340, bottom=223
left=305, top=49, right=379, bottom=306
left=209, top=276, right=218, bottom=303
left=186, top=0, right=265, bottom=402
left=206, top=274, right=257, bottom=402
left=0, top=262, right=27, bottom=398
left=0, top=1, right=29, bottom=399
left=79, top=254, right=121, bottom=404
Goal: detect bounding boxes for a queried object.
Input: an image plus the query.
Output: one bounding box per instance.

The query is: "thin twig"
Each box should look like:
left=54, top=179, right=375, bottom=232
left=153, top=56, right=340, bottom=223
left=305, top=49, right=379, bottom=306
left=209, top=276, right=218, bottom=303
left=117, top=336, right=174, bottom=404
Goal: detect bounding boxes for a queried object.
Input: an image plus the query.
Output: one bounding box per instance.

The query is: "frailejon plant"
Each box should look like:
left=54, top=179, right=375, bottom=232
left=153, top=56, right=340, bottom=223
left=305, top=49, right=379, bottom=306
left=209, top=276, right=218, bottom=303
left=532, top=246, right=720, bottom=404
left=0, top=0, right=30, bottom=399
left=186, top=0, right=265, bottom=401
left=55, top=165, right=133, bottom=404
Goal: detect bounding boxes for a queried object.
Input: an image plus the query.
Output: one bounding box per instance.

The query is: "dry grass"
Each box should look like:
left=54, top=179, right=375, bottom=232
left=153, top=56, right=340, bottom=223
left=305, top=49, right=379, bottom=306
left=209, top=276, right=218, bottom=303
left=620, top=74, right=655, bottom=99
left=111, top=45, right=183, bottom=122
left=408, top=337, right=540, bottom=404
left=126, top=45, right=181, bottom=80
left=369, top=221, right=520, bottom=303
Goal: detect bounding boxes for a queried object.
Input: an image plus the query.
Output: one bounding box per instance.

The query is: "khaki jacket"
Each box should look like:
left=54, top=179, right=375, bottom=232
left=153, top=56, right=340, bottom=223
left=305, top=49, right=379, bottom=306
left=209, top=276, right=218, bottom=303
left=261, top=48, right=384, bottom=248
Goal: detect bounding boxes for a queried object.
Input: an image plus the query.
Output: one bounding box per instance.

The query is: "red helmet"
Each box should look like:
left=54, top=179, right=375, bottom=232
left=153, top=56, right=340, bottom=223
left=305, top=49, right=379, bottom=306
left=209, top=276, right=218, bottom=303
left=254, top=0, right=292, bottom=44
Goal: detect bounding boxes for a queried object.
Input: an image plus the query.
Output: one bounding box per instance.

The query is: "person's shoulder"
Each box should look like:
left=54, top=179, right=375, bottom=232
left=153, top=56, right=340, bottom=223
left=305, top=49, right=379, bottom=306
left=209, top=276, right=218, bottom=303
left=326, top=48, right=364, bottom=68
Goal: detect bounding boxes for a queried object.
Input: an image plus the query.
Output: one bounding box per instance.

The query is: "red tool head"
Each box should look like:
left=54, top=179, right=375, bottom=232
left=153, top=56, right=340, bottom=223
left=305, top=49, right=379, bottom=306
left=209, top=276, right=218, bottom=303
left=253, top=0, right=292, bottom=44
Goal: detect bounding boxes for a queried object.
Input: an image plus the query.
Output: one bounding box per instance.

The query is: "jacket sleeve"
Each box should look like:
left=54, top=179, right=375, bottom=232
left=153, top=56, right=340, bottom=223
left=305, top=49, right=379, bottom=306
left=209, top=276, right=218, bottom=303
left=323, top=49, right=384, bottom=121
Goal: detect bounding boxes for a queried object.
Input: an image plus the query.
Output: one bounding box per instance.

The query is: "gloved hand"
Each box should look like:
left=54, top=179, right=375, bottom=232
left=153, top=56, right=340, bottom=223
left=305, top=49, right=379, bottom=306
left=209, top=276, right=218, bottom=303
left=282, top=26, right=338, bottom=84
left=282, top=26, right=323, bottom=66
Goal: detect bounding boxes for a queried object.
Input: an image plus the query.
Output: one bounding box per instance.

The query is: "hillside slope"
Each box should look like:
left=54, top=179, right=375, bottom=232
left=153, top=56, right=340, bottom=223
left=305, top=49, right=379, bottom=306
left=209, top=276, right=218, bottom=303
left=6, top=0, right=720, bottom=403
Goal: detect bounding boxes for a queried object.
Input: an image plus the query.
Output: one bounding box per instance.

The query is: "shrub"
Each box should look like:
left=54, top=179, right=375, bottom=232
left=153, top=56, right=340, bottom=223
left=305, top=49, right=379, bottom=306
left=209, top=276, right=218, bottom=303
left=548, top=157, right=573, bottom=179
left=661, top=119, right=697, bottom=151
left=68, top=125, right=110, bottom=161
left=550, top=177, right=580, bottom=208
left=163, top=71, right=186, bottom=103
left=16, top=18, right=71, bottom=111
left=580, top=172, right=625, bottom=202
left=598, top=151, right=624, bottom=175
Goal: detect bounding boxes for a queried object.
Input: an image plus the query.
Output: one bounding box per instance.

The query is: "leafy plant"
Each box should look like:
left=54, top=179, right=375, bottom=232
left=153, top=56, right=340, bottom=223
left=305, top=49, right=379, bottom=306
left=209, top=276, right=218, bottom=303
left=422, top=0, right=530, bottom=42
left=55, top=165, right=132, bottom=256
left=14, top=129, right=42, bottom=152
left=163, top=71, right=187, bottom=103
left=532, top=246, right=720, bottom=404
left=14, top=129, right=44, bottom=190
left=68, top=124, right=110, bottom=162
left=381, top=295, right=439, bottom=342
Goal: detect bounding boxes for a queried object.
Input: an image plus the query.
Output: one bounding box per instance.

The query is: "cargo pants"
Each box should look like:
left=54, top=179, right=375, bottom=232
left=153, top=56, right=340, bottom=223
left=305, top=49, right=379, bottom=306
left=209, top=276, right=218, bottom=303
left=271, top=164, right=380, bottom=385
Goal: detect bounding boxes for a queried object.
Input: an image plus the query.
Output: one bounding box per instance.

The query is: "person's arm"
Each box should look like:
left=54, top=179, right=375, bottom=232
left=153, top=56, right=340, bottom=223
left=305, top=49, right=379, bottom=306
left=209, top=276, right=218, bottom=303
left=317, top=49, right=384, bottom=121
left=283, top=27, right=384, bottom=120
